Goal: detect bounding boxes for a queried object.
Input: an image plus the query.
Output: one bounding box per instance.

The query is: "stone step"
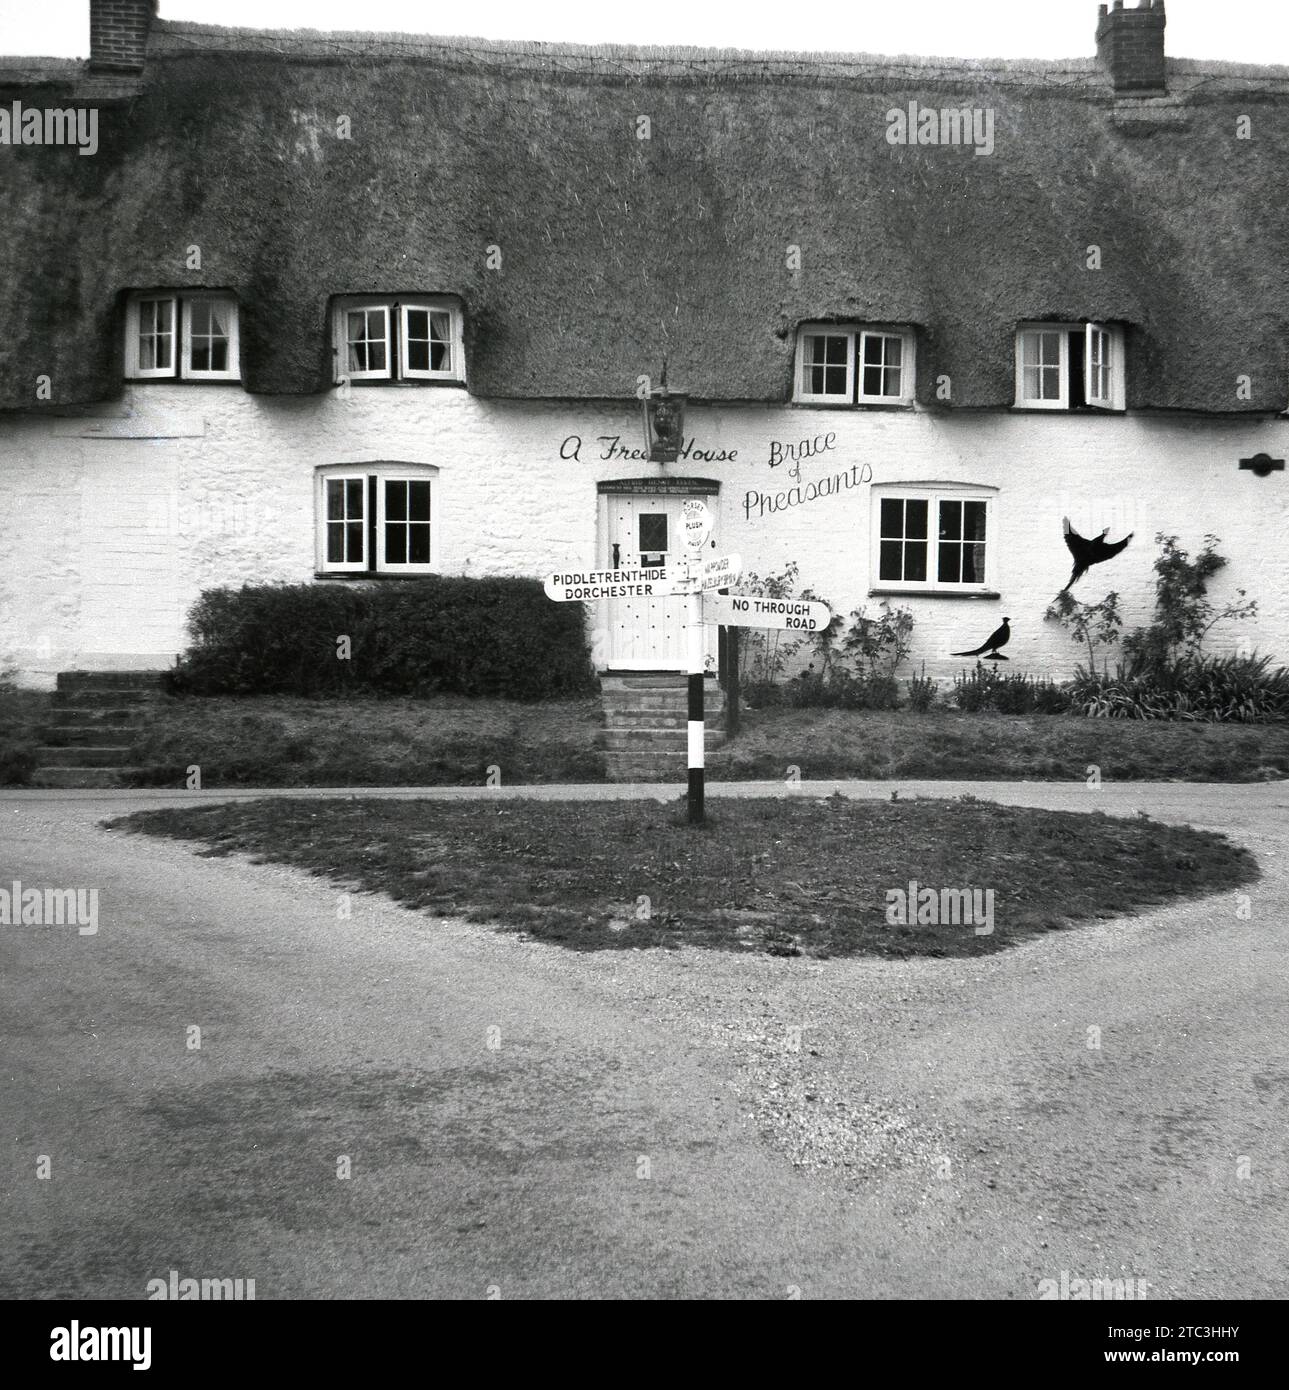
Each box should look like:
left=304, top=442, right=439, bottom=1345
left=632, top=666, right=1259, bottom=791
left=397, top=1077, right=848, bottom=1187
left=38, top=724, right=139, bottom=747
left=32, top=767, right=136, bottom=789
left=602, top=710, right=690, bottom=730
left=603, top=751, right=696, bottom=782
left=600, top=675, right=722, bottom=690
left=600, top=691, right=727, bottom=714
left=56, top=670, right=166, bottom=694
left=601, top=729, right=727, bottom=751
left=48, top=705, right=150, bottom=725
left=36, top=745, right=138, bottom=768
left=53, top=688, right=161, bottom=708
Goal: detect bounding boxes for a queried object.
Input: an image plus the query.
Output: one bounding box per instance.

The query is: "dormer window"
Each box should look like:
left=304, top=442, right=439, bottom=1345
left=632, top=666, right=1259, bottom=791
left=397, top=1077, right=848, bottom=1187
left=125, top=292, right=239, bottom=381
left=332, top=296, right=464, bottom=385
left=794, top=324, right=915, bottom=406
left=1014, top=322, right=1125, bottom=410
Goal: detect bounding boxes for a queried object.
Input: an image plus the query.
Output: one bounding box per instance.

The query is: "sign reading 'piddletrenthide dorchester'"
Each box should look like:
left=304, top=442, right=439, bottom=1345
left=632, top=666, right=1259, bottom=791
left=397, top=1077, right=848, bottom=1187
left=543, top=568, right=678, bottom=601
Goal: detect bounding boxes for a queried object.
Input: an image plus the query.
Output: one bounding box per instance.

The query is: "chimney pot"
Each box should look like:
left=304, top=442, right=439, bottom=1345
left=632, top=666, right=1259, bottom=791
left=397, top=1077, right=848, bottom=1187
left=89, top=0, right=158, bottom=74
left=1096, top=0, right=1167, bottom=94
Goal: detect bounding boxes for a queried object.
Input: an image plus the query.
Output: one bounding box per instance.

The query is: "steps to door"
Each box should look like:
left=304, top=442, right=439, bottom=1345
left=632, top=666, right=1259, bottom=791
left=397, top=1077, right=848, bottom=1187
left=32, top=671, right=165, bottom=788
left=599, top=674, right=728, bottom=782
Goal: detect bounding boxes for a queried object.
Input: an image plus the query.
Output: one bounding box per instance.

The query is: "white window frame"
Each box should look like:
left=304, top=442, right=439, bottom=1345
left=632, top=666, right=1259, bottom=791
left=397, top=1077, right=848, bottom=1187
left=180, top=296, right=240, bottom=381
left=870, top=485, right=996, bottom=595
left=332, top=296, right=465, bottom=386
left=316, top=463, right=439, bottom=576
left=124, top=295, right=178, bottom=379
left=318, top=470, right=371, bottom=574
left=399, top=299, right=462, bottom=381
left=856, top=328, right=914, bottom=405
left=794, top=323, right=915, bottom=406
left=795, top=326, right=855, bottom=404
left=375, top=474, right=436, bottom=574
left=1014, top=321, right=1125, bottom=411
left=1085, top=321, right=1115, bottom=409
left=1015, top=325, right=1068, bottom=409
left=337, top=303, right=393, bottom=382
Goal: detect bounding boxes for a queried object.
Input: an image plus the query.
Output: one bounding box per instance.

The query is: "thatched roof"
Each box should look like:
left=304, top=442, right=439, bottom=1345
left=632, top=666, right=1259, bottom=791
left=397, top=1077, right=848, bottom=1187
left=2, top=19, right=1288, bottom=411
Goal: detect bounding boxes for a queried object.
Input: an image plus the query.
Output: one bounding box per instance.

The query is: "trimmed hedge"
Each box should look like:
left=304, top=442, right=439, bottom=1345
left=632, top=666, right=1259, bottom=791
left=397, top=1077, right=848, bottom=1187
left=169, top=579, right=597, bottom=700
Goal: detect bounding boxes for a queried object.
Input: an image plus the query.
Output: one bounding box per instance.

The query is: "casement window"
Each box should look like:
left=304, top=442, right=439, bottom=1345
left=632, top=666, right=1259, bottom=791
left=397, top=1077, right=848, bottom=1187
left=332, top=296, right=464, bottom=385
left=871, top=487, right=996, bottom=593
left=125, top=293, right=239, bottom=381
left=1014, top=322, right=1124, bottom=410
left=316, top=463, right=439, bottom=576
left=794, top=324, right=915, bottom=405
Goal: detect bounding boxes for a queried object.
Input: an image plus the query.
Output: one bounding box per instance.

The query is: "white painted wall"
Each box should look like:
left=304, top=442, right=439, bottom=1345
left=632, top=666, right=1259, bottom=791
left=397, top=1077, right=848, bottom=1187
left=3, top=383, right=1287, bottom=690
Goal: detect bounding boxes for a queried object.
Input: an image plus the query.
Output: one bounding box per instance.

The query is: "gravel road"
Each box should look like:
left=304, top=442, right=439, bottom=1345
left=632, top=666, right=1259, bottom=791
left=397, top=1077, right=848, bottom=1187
left=2, top=781, right=1286, bottom=1299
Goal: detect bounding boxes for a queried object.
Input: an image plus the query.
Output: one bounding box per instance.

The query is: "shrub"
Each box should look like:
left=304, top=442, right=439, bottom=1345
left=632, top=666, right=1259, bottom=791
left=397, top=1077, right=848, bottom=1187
left=952, top=664, right=1070, bottom=715
left=0, top=741, right=37, bottom=786
left=170, top=579, right=597, bottom=701
left=1069, top=653, right=1289, bottom=722
left=906, top=664, right=938, bottom=713
left=1123, top=533, right=1258, bottom=672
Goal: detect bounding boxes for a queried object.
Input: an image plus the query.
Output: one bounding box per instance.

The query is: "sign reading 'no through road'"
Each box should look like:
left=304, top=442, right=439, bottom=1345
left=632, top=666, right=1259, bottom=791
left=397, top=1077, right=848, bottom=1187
left=702, top=594, right=831, bottom=631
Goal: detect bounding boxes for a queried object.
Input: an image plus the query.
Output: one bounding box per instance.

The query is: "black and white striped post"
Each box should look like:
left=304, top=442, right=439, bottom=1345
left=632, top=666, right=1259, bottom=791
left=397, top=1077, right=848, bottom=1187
left=686, top=571, right=705, bottom=825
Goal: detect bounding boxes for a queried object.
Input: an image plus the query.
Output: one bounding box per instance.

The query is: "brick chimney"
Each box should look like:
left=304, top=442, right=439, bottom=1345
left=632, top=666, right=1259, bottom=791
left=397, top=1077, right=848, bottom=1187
left=1097, top=0, right=1167, bottom=94
left=89, top=0, right=158, bottom=73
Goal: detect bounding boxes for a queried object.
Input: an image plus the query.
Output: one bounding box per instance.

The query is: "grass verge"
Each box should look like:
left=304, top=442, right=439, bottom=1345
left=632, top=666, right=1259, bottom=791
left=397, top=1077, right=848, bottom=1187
left=109, top=795, right=1257, bottom=959
left=712, top=708, right=1289, bottom=783
left=122, top=695, right=606, bottom=786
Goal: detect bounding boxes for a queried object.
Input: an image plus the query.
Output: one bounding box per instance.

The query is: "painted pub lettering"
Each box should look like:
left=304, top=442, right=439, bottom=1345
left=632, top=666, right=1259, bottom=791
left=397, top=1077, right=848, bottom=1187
left=558, top=434, right=736, bottom=463
left=767, top=431, right=836, bottom=479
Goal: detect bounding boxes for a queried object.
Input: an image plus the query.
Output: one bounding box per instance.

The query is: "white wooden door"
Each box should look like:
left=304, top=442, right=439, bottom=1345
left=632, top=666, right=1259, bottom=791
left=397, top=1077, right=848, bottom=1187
left=598, top=494, right=717, bottom=671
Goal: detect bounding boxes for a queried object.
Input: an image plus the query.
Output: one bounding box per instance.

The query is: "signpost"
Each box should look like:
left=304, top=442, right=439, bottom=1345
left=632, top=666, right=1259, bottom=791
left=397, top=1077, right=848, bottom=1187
left=543, top=547, right=830, bottom=828
left=702, top=594, right=830, bottom=632
left=698, top=553, right=741, bottom=591
left=542, top=567, right=677, bottom=602
left=682, top=504, right=710, bottom=824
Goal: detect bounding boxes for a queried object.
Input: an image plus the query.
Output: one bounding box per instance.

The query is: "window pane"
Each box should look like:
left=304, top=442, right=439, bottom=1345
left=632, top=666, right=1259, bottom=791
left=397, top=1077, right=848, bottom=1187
left=345, top=522, right=364, bottom=559
left=939, top=543, right=961, bottom=583
left=408, top=481, right=431, bottom=520
left=409, top=524, right=431, bottom=565
left=639, top=513, right=668, bottom=552
left=327, top=523, right=345, bottom=563
left=963, top=500, right=986, bottom=541
left=905, top=543, right=927, bottom=582
left=326, top=479, right=345, bottom=520
left=385, top=525, right=407, bottom=565
left=406, top=338, right=429, bottom=373
left=879, top=497, right=903, bottom=538
left=345, top=479, right=364, bottom=516
left=879, top=540, right=903, bottom=581
left=905, top=499, right=927, bottom=539
left=962, top=542, right=985, bottom=584
left=385, top=480, right=407, bottom=521
left=940, top=500, right=962, bottom=540
left=862, top=363, right=883, bottom=397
